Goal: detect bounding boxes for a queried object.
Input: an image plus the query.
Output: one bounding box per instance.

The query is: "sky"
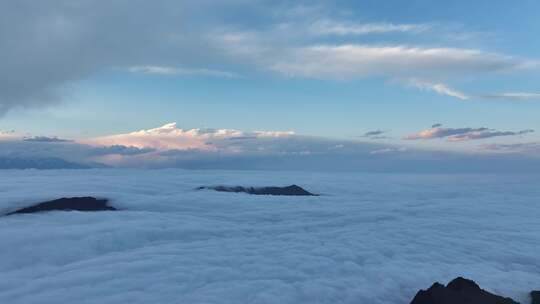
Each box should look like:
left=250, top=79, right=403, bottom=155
left=1, top=0, right=540, bottom=171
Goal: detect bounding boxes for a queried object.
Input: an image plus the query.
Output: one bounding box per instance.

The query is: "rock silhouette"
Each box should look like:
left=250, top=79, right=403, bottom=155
left=531, top=291, right=540, bottom=304
left=197, top=185, right=317, bottom=196
left=7, top=197, right=116, bottom=215
left=410, top=277, right=519, bottom=304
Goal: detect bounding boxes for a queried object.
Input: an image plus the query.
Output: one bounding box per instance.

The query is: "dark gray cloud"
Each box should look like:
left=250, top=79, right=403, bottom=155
left=482, top=142, right=540, bottom=154
left=23, top=136, right=72, bottom=143
left=449, top=129, right=534, bottom=141
left=91, top=145, right=155, bottom=156
left=405, top=126, right=534, bottom=141
left=0, top=0, right=255, bottom=114
left=361, top=130, right=390, bottom=139
left=431, top=123, right=442, bottom=128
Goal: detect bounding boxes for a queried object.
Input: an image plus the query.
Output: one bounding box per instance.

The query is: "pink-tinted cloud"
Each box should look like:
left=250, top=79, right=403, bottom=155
left=81, top=122, right=294, bottom=151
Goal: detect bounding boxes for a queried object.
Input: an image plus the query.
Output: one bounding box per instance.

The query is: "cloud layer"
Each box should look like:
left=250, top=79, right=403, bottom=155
left=0, top=123, right=539, bottom=172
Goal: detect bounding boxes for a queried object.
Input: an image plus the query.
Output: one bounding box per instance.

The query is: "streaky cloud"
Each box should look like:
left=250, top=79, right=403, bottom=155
left=405, top=125, right=534, bottom=141
left=269, top=45, right=524, bottom=80
left=310, top=20, right=431, bottom=35
left=127, top=66, right=240, bottom=78
left=481, top=92, right=540, bottom=101
left=23, top=136, right=72, bottom=143
left=406, top=79, right=469, bottom=100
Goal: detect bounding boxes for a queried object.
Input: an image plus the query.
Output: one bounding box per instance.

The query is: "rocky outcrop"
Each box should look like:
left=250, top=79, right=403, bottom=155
left=6, top=197, right=116, bottom=215
left=531, top=291, right=540, bottom=304
left=197, top=184, right=317, bottom=196
left=410, top=277, right=519, bottom=304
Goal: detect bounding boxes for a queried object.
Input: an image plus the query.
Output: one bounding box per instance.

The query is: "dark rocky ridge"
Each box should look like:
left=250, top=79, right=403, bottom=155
left=410, top=277, right=519, bottom=304
left=531, top=291, right=540, bottom=304
left=197, top=185, right=317, bottom=196
left=6, top=197, right=116, bottom=215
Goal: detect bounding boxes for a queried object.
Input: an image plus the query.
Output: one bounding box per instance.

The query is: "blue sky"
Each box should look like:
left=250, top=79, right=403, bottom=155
left=1, top=1, right=540, bottom=170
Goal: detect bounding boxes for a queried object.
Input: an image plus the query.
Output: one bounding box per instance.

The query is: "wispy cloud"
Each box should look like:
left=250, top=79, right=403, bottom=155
left=127, top=66, right=240, bottom=78
left=370, top=147, right=407, bottom=155
left=481, top=92, right=540, bottom=101
left=405, top=124, right=534, bottom=141
left=406, top=79, right=469, bottom=100
left=310, top=20, right=431, bottom=35
left=482, top=142, right=540, bottom=154
left=269, top=45, right=521, bottom=79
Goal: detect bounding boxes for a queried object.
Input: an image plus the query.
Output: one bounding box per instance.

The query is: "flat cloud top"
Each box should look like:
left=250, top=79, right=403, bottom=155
left=0, top=169, right=538, bottom=303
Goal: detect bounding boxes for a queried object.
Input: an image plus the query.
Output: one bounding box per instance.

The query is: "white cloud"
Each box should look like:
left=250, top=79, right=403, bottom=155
left=127, top=66, right=240, bottom=78
left=82, top=122, right=294, bottom=151
left=269, top=45, right=520, bottom=79
left=407, top=79, right=469, bottom=100
left=310, top=20, right=431, bottom=35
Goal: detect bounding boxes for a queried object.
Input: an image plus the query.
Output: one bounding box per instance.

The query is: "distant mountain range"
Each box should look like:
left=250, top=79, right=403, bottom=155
left=0, top=157, right=103, bottom=169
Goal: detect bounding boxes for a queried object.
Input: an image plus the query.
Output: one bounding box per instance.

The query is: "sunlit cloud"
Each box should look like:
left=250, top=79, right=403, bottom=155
left=82, top=122, right=294, bottom=151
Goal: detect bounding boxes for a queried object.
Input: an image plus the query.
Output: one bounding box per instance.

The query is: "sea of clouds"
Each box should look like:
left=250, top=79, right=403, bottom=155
left=0, top=169, right=539, bottom=303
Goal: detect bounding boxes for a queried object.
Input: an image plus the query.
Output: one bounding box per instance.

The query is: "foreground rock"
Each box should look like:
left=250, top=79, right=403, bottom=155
left=7, top=197, right=116, bottom=215
left=410, top=277, right=519, bottom=304
left=197, top=185, right=317, bottom=196
left=531, top=291, right=540, bottom=304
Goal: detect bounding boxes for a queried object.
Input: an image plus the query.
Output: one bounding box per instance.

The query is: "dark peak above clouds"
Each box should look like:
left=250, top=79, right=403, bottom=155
left=410, top=277, right=519, bottom=304
left=198, top=185, right=318, bottom=196
left=6, top=197, right=115, bottom=216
